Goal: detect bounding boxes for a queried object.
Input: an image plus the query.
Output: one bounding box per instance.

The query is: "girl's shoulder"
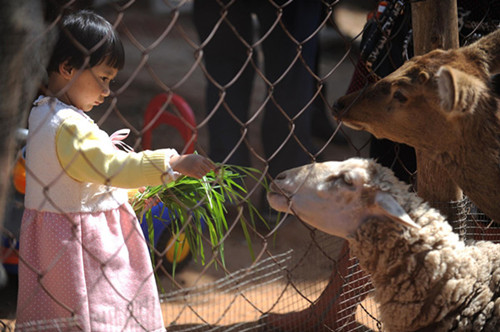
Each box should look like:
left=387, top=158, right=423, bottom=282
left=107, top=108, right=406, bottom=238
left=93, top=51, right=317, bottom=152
left=30, top=96, right=91, bottom=125
left=33, top=95, right=74, bottom=110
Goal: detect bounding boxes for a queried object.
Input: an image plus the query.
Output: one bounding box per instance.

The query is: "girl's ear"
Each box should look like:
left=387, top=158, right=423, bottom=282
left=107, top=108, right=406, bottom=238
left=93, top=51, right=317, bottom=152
left=59, top=60, right=74, bottom=79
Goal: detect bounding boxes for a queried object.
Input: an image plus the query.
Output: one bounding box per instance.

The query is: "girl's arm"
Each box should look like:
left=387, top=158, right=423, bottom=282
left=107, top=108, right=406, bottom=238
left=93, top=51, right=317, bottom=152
left=56, top=116, right=181, bottom=188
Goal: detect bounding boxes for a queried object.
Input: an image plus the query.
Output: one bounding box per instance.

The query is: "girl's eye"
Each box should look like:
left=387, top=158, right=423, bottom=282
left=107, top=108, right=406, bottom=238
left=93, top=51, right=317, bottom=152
left=393, top=90, right=408, bottom=103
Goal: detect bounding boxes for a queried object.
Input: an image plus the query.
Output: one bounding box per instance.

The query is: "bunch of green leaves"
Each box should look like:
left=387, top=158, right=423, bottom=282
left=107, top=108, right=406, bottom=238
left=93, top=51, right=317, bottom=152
left=131, top=164, right=270, bottom=271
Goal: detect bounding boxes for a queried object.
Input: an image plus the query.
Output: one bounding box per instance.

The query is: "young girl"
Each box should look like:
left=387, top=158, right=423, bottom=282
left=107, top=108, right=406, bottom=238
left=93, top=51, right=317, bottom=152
left=16, top=10, right=214, bottom=331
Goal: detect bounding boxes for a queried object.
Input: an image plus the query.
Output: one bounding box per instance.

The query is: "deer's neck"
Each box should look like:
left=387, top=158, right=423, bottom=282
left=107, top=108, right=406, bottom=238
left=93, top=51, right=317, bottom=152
left=433, top=102, right=500, bottom=221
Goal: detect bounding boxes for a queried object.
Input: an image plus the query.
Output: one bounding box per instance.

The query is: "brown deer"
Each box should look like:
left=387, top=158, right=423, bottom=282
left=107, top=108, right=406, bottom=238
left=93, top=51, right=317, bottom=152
left=334, top=29, right=500, bottom=222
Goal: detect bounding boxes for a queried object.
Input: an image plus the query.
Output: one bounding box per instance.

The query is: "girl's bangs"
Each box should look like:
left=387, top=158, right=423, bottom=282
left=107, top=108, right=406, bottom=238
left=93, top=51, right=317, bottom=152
left=102, top=35, right=125, bottom=70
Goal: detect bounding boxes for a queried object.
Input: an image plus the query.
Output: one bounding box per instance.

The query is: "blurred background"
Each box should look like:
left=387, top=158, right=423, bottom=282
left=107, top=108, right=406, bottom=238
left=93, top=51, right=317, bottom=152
left=1, top=0, right=498, bottom=331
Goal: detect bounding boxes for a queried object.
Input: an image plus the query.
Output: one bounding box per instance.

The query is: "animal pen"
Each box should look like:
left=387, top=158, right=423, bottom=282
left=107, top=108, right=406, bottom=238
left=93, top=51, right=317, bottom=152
left=0, top=0, right=499, bottom=331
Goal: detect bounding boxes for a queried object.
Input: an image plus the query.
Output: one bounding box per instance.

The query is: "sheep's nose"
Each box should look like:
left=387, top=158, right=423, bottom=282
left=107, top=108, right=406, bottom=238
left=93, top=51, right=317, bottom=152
left=270, top=172, right=288, bottom=192
left=275, top=172, right=287, bottom=181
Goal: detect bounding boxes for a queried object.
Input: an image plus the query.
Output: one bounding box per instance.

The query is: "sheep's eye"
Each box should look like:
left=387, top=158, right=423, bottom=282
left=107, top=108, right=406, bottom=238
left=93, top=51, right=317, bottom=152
left=326, top=173, right=353, bottom=187
left=325, top=174, right=337, bottom=183
left=393, top=90, right=408, bottom=103
left=342, top=173, right=353, bottom=186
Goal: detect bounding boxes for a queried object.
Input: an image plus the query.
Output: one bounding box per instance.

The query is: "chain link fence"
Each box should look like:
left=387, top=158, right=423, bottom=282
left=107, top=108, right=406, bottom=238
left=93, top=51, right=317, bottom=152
left=1, top=0, right=499, bottom=331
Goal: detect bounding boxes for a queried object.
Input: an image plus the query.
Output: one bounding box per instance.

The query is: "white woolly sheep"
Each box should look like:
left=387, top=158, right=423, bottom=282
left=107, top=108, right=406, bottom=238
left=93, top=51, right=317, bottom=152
left=267, top=158, right=500, bottom=332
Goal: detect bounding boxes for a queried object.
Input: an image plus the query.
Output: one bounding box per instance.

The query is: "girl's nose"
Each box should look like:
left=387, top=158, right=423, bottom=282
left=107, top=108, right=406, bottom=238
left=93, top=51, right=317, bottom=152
left=102, top=85, right=111, bottom=97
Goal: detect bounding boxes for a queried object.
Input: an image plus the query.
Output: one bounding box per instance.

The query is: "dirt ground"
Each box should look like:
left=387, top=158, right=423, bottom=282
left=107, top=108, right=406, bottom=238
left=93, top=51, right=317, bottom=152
left=1, top=1, right=375, bottom=330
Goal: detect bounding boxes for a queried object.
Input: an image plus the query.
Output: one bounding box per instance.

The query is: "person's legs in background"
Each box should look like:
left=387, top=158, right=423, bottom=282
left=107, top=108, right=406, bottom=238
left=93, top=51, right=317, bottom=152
left=193, top=0, right=256, bottom=166
left=257, top=0, right=322, bottom=178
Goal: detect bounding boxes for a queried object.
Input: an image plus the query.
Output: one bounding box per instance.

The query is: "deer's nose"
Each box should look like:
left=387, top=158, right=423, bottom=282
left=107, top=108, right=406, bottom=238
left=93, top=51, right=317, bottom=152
left=332, top=100, right=345, bottom=118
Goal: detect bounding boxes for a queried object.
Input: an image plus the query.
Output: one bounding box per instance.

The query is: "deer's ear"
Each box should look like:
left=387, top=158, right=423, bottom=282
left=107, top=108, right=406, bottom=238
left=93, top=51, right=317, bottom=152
left=373, top=192, right=420, bottom=229
left=436, top=66, right=456, bottom=112
left=468, top=29, right=500, bottom=75
left=436, top=65, right=483, bottom=115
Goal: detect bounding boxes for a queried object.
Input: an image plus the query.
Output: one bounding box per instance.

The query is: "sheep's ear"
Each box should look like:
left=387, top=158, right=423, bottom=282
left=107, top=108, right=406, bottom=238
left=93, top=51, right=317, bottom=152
left=436, top=65, right=482, bottom=115
left=374, top=192, right=421, bottom=229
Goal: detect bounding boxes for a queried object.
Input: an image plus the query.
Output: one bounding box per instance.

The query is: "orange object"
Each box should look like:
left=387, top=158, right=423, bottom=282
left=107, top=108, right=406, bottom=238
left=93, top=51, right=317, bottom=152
left=367, top=1, right=388, bottom=20
left=142, top=93, right=197, bottom=153
left=12, top=154, right=26, bottom=194
left=0, top=246, right=19, bottom=265
left=165, top=233, right=190, bottom=263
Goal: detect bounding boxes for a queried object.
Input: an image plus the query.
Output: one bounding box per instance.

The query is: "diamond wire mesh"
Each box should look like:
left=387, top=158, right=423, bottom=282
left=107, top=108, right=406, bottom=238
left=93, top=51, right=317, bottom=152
left=0, top=0, right=499, bottom=331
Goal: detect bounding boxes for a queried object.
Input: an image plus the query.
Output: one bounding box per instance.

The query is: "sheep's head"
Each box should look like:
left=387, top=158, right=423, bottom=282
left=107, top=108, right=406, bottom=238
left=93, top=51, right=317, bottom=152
left=267, top=158, right=420, bottom=239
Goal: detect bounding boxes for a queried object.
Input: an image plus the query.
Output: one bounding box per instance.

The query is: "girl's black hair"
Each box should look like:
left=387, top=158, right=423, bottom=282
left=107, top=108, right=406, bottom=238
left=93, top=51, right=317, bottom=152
left=47, top=10, right=124, bottom=73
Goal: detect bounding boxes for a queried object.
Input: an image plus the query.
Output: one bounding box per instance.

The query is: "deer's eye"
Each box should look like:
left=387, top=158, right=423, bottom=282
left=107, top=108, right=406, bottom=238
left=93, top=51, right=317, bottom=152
left=393, top=90, right=408, bottom=103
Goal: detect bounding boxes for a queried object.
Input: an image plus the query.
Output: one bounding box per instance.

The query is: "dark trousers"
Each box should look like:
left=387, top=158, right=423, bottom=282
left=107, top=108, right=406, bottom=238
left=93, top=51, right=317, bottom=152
left=193, top=0, right=321, bottom=177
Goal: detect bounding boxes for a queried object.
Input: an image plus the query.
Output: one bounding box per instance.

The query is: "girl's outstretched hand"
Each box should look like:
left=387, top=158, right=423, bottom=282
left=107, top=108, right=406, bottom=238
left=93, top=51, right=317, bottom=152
left=170, top=154, right=216, bottom=179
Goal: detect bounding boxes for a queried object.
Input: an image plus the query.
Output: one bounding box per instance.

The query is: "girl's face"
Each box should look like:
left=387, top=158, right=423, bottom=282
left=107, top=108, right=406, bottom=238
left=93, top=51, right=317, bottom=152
left=62, top=61, right=118, bottom=112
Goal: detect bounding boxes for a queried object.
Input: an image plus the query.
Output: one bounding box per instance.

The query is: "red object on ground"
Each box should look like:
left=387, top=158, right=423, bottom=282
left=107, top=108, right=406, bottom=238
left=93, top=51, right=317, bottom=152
left=142, top=93, right=197, bottom=153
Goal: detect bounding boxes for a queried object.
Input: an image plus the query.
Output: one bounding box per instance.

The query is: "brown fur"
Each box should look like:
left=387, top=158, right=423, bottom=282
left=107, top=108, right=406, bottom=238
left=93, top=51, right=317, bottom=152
left=334, top=29, right=500, bottom=221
